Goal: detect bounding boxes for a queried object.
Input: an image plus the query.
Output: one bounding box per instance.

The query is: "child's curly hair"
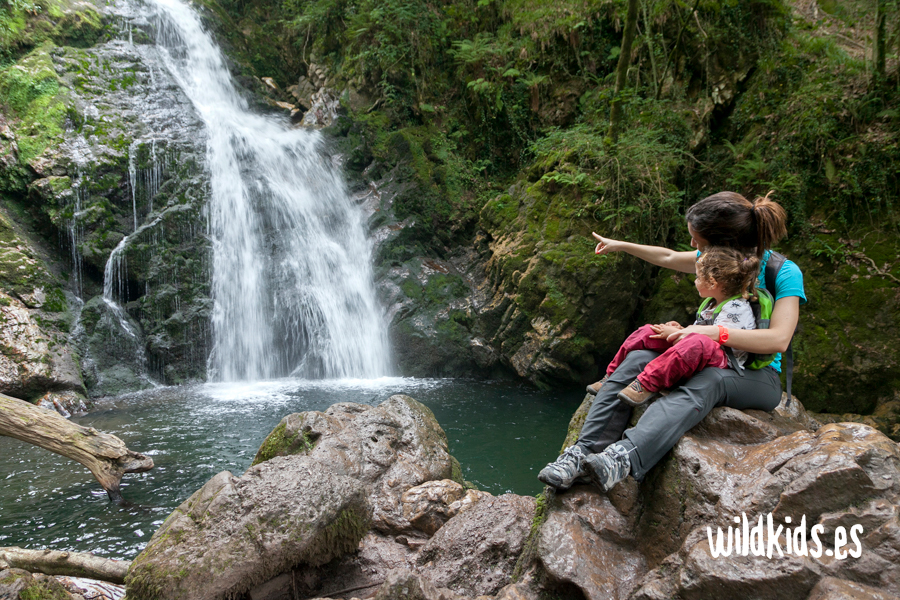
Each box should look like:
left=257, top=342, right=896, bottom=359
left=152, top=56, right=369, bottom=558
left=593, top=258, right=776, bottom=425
left=696, top=246, right=760, bottom=299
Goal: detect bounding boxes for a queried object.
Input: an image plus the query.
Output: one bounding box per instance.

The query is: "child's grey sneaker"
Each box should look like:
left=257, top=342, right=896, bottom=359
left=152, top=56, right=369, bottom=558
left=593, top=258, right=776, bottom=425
left=538, top=445, right=589, bottom=490
left=584, top=442, right=632, bottom=492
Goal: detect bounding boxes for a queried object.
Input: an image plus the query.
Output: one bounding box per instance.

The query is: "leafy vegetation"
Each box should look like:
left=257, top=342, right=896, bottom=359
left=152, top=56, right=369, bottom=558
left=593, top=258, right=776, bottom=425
left=1, top=0, right=898, bottom=403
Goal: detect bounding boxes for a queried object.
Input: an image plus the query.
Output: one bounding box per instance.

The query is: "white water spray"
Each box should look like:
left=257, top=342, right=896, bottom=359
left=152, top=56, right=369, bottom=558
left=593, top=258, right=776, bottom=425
left=141, top=0, right=390, bottom=380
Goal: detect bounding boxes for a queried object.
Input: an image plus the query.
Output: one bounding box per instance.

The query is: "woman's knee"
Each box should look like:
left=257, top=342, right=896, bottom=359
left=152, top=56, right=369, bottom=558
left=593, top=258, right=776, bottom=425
left=676, top=367, right=729, bottom=411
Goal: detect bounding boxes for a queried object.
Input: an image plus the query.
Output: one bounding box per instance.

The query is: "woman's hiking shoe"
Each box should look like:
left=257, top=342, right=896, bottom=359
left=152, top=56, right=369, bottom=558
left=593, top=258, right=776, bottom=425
left=586, top=375, right=610, bottom=395
left=617, top=379, right=659, bottom=407
left=538, top=445, right=589, bottom=490
left=584, top=443, right=632, bottom=492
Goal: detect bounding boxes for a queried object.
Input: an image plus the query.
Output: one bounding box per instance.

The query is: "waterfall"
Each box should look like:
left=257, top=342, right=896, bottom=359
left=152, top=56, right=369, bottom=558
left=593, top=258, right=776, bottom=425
left=140, top=0, right=391, bottom=381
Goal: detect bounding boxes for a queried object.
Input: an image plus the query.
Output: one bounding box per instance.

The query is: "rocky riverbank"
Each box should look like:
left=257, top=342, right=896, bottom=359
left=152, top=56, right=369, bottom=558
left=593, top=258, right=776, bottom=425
left=102, top=391, right=900, bottom=600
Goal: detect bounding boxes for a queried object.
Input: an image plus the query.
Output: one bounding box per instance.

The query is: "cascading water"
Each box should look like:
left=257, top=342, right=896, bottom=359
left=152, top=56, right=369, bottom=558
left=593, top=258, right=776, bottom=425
left=141, top=0, right=390, bottom=381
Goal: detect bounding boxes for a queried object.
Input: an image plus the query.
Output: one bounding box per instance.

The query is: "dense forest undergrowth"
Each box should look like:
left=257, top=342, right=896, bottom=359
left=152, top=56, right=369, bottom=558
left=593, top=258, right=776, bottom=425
left=204, top=0, right=900, bottom=416
left=0, top=0, right=899, bottom=423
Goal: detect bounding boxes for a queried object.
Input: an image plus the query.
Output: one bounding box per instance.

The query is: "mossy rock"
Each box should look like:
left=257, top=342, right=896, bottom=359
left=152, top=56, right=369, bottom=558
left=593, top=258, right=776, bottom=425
left=252, top=414, right=319, bottom=466
left=779, top=231, right=900, bottom=414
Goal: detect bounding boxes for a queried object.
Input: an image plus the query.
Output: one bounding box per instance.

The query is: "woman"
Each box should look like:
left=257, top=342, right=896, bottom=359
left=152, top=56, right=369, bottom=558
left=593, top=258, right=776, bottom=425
left=538, top=191, right=807, bottom=493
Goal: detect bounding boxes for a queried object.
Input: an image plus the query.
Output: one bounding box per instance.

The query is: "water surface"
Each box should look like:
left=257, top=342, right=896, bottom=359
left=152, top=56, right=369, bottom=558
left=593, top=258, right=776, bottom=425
left=0, top=379, right=579, bottom=559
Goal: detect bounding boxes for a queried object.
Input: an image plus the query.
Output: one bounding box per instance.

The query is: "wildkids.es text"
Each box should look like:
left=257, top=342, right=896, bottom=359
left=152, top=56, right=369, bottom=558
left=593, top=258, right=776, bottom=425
left=707, top=513, right=863, bottom=559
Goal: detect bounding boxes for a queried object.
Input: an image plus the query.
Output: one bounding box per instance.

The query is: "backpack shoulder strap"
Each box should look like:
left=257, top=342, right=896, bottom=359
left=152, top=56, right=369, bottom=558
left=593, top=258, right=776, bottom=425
left=765, top=251, right=787, bottom=293
left=711, top=294, right=744, bottom=315
left=764, top=251, right=794, bottom=405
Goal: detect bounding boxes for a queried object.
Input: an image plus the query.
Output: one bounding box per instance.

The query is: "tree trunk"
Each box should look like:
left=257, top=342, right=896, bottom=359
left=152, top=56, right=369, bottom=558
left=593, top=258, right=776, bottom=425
left=0, top=393, right=153, bottom=503
left=655, top=0, right=701, bottom=100
left=0, top=546, right=130, bottom=584
left=643, top=0, right=660, bottom=96
left=607, top=0, right=640, bottom=143
left=874, top=0, right=886, bottom=80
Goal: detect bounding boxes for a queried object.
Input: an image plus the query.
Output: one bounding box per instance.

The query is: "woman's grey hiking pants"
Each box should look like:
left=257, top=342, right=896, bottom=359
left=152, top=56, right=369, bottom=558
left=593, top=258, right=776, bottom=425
left=575, top=349, right=782, bottom=480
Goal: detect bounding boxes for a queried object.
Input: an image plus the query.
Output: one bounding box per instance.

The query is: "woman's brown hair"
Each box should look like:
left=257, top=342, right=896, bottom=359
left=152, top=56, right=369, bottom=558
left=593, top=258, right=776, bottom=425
left=686, top=191, right=787, bottom=258
left=696, top=247, right=761, bottom=299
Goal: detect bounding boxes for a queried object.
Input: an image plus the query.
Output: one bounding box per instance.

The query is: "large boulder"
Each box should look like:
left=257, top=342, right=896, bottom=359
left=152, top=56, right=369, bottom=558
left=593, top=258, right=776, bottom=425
left=532, top=394, right=900, bottom=600
left=126, top=395, right=459, bottom=600
left=126, top=463, right=371, bottom=600
left=416, top=494, right=537, bottom=597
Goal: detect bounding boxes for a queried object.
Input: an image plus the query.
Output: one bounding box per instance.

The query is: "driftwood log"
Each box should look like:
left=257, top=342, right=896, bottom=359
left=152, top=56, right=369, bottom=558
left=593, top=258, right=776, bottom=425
left=0, top=546, right=130, bottom=584
left=0, top=393, right=153, bottom=503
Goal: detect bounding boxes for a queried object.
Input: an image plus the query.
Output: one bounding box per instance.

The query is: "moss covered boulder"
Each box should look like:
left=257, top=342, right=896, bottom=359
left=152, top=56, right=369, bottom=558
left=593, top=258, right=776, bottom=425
left=127, top=396, right=458, bottom=599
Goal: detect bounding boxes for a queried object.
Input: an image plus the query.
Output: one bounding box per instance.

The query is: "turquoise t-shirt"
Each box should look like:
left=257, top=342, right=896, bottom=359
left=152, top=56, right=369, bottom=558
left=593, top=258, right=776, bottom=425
left=696, top=249, right=806, bottom=372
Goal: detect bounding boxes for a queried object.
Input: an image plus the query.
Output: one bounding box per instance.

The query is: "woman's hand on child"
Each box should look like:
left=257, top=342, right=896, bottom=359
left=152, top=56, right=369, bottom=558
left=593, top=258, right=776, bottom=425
left=666, top=325, right=719, bottom=344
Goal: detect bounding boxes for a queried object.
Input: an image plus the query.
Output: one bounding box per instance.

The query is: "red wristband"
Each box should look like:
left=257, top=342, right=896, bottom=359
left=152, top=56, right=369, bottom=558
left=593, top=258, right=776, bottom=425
left=717, top=325, right=729, bottom=344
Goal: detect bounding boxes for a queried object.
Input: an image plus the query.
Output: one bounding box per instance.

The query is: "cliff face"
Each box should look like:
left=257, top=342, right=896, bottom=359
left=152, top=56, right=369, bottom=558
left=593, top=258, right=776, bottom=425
left=0, top=0, right=212, bottom=399
left=1, top=0, right=898, bottom=417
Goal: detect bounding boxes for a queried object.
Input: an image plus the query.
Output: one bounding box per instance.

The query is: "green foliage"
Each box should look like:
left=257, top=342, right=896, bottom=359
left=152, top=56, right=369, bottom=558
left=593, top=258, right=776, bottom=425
left=527, top=120, right=686, bottom=244
left=706, top=28, right=899, bottom=228
left=0, top=44, right=70, bottom=165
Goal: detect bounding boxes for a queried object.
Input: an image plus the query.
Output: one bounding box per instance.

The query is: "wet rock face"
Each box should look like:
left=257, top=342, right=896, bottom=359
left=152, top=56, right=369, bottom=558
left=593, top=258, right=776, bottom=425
left=0, top=2, right=211, bottom=393
left=47, top=30, right=212, bottom=387
left=0, top=291, right=84, bottom=401
left=536, top=397, right=900, bottom=600
left=74, top=296, right=153, bottom=397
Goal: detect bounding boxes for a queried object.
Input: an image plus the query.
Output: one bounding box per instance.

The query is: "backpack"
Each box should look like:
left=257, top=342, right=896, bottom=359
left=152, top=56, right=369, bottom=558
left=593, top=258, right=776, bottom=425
left=694, top=287, right=776, bottom=370
left=694, top=251, right=795, bottom=404
left=763, top=252, right=796, bottom=405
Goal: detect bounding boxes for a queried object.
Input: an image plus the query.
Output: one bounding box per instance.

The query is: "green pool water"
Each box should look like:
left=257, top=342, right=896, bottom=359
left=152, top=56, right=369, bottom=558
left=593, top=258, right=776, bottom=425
left=0, top=378, right=580, bottom=559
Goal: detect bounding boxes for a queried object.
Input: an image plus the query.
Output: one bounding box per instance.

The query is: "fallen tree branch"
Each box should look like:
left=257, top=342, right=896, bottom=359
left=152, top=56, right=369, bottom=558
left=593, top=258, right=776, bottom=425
left=0, top=393, right=153, bottom=503
left=0, top=547, right=131, bottom=584
left=851, top=252, right=900, bottom=285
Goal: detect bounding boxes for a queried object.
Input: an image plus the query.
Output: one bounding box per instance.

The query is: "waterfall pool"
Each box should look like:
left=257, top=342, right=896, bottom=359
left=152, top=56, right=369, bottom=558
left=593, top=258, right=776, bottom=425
left=0, top=379, right=580, bottom=559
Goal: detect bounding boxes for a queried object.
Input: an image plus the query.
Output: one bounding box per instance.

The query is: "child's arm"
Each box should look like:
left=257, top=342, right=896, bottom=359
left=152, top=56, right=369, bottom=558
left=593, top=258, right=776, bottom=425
left=649, top=323, right=683, bottom=339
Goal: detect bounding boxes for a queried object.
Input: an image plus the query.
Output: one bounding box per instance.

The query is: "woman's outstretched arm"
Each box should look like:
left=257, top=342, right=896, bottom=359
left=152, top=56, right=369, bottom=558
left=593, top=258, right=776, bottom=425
left=666, top=296, right=800, bottom=354
left=593, top=233, right=697, bottom=273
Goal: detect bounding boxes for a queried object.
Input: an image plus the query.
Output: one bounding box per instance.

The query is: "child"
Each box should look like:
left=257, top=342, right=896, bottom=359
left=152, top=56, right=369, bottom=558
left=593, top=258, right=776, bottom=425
left=596, top=246, right=760, bottom=407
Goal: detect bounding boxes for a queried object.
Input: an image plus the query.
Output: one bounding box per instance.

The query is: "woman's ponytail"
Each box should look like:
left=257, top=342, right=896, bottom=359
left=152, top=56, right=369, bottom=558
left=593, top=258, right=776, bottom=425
left=751, top=191, right=787, bottom=256
left=688, top=191, right=790, bottom=257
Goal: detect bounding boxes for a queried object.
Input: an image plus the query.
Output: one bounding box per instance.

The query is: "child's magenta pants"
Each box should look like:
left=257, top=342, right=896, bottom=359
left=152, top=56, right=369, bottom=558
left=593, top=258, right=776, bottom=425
left=606, top=324, right=729, bottom=391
